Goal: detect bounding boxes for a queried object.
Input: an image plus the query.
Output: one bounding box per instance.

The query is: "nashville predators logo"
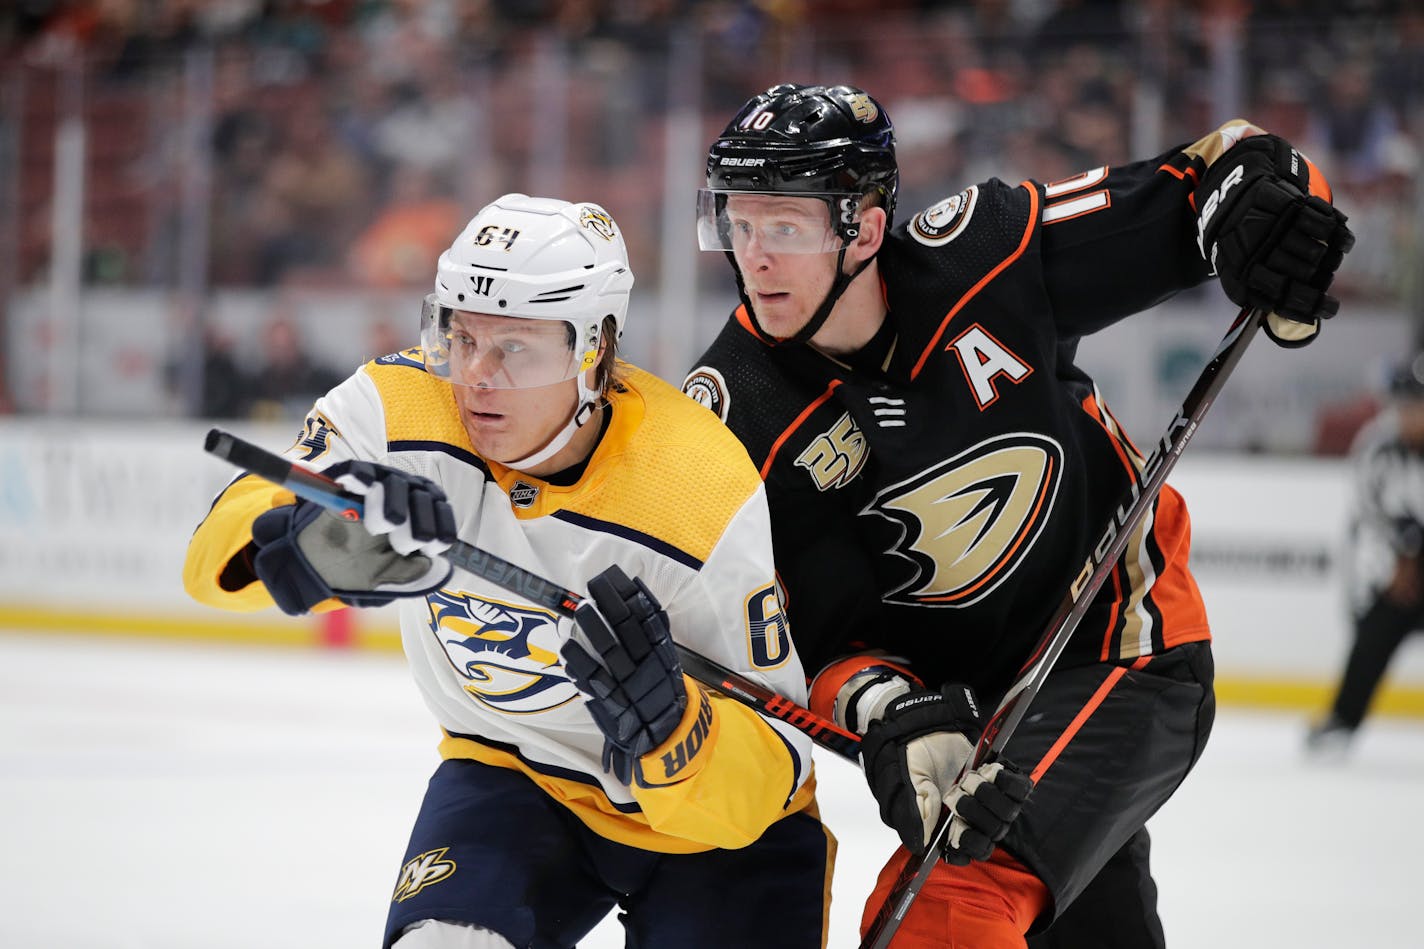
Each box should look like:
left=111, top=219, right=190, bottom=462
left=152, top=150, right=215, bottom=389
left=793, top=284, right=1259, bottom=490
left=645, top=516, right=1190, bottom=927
left=579, top=206, right=617, bottom=241
left=392, top=848, right=456, bottom=903
left=865, top=433, right=1062, bottom=607
left=426, top=590, right=580, bottom=714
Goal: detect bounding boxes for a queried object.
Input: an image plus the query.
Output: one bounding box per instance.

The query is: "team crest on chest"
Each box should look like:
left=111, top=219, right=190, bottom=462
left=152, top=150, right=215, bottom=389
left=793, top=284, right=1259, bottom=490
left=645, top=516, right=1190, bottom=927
left=865, top=433, right=1062, bottom=606
left=910, top=186, right=978, bottom=247
left=426, top=590, right=579, bottom=713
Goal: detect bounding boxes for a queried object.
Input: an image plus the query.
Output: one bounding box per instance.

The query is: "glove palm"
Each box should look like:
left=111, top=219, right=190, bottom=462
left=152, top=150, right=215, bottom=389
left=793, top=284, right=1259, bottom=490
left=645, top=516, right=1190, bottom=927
left=251, top=460, right=457, bottom=615
left=860, top=685, right=1033, bottom=863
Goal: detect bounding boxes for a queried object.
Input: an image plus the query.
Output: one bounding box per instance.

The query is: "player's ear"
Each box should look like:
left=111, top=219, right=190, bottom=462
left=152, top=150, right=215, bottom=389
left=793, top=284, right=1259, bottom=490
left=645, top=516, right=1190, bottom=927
left=848, top=204, right=887, bottom=265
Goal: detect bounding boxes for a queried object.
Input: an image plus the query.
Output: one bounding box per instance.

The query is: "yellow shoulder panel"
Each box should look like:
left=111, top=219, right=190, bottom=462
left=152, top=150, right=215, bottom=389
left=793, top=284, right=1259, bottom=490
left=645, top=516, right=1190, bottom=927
left=363, top=350, right=474, bottom=451
left=545, top=364, right=763, bottom=565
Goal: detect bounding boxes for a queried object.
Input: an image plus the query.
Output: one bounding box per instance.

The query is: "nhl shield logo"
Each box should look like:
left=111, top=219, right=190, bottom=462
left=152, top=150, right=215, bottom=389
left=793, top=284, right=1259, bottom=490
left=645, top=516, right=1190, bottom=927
left=509, top=480, right=539, bottom=508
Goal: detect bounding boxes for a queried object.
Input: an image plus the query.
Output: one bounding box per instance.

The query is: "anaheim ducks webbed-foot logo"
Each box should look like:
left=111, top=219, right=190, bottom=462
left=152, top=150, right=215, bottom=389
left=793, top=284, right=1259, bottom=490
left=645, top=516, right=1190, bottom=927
left=866, top=433, right=1062, bottom=606
left=392, top=848, right=456, bottom=903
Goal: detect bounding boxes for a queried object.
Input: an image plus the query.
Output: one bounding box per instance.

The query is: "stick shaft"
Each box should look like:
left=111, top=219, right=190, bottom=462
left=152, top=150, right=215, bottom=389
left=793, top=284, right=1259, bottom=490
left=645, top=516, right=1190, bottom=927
left=859, top=306, right=1264, bottom=949
left=203, top=428, right=862, bottom=760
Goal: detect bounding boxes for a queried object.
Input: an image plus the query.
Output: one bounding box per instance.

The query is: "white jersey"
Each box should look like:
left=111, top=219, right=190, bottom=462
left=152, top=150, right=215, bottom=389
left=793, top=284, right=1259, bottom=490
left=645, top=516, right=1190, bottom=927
left=185, top=352, right=817, bottom=853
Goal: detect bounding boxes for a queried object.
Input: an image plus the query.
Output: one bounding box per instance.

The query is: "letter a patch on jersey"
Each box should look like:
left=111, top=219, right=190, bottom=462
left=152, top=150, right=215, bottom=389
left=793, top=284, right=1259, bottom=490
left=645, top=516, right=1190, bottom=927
left=864, top=433, right=1062, bottom=607
left=947, top=324, right=1033, bottom=410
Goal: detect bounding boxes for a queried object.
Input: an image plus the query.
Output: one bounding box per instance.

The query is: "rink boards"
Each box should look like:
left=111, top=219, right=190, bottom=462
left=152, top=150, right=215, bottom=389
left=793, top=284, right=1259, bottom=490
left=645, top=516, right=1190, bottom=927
left=1, top=418, right=1420, bottom=717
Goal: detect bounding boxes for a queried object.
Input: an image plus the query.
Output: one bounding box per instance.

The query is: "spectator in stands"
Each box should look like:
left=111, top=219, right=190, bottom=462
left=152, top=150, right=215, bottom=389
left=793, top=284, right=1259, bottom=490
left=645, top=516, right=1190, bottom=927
left=198, top=327, right=254, bottom=419
left=348, top=162, right=462, bottom=288
left=247, top=309, right=344, bottom=420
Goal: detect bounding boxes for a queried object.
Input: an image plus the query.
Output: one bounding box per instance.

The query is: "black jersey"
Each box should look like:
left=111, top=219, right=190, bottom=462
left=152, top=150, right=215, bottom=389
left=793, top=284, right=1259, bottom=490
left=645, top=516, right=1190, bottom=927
left=683, top=132, right=1239, bottom=702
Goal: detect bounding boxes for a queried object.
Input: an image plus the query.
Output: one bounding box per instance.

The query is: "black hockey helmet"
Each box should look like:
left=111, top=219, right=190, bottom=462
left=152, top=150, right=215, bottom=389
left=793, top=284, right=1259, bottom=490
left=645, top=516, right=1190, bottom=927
left=700, top=83, right=897, bottom=347
left=705, top=83, right=899, bottom=238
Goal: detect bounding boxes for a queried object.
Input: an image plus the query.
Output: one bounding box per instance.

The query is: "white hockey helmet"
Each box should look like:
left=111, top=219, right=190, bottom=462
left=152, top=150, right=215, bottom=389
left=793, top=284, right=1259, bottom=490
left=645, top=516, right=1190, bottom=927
left=423, top=193, right=632, bottom=389
left=422, top=194, right=634, bottom=468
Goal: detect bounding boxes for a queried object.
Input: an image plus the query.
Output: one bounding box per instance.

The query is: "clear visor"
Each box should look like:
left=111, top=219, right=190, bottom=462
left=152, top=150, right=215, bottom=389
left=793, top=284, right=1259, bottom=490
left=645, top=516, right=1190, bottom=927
left=695, top=189, right=852, bottom=255
left=420, top=294, right=595, bottom=390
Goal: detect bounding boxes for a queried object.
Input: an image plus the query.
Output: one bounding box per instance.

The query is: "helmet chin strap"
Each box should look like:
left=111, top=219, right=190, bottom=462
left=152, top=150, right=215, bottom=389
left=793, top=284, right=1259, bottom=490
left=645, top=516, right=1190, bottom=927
left=503, top=368, right=603, bottom=472
left=729, top=245, right=875, bottom=348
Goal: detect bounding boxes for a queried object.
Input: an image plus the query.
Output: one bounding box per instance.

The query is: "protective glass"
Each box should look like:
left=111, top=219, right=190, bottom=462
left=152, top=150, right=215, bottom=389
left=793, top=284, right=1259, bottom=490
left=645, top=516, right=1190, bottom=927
left=420, top=295, right=593, bottom=390
left=695, top=189, right=850, bottom=255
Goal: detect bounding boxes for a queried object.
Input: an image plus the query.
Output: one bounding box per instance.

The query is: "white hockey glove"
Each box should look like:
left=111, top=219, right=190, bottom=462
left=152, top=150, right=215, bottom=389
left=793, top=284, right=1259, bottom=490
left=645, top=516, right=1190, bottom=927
left=858, top=684, right=1033, bottom=862
left=251, top=460, right=456, bottom=615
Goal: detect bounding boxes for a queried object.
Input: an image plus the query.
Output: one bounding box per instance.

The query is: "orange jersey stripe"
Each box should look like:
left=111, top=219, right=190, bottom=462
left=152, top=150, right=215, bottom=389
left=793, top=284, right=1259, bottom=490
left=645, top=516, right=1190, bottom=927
left=1030, top=655, right=1150, bottom=783
left=1099, top=559, right=1125, bottom=662
left=1080, top=392, right=1138, bottom=477
left=1158, top=161, right=1200, bottom=188
left=911, top=182, right=1041, bottom=380
left=759, top=380, right=843, bottom=480
left=1141, top=485, right=1211, bottom=652
left=733, top=303, right=758, bottom=337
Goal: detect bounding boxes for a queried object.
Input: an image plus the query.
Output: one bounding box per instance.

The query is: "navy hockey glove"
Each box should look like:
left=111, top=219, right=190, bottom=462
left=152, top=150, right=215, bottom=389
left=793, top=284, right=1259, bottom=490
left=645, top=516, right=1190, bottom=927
left=860, top=684, right=1032, bottom=860
left=251, top=460, right=456, bottom=615
left=561, top=565, right=702, bottom=785
left=1194, top=132, right=1355, bottom=348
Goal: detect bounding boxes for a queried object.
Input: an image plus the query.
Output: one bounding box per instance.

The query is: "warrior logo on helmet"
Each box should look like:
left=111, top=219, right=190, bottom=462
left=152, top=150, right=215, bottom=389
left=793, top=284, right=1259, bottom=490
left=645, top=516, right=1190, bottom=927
left=579, top=206, right=617, bottom=242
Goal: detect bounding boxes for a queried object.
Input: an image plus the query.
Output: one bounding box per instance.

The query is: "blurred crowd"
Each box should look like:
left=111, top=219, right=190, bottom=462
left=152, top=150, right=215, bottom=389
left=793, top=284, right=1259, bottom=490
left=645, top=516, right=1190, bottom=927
left=2, top=0, right=1423, bottom=419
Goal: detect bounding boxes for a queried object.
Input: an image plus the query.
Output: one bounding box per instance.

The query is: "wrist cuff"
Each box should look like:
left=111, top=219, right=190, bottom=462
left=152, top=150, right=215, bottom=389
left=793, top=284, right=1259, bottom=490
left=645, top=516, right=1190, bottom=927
left=633, top=680, right=719, bottom=788
left=810, top=654, right=922, bottom=734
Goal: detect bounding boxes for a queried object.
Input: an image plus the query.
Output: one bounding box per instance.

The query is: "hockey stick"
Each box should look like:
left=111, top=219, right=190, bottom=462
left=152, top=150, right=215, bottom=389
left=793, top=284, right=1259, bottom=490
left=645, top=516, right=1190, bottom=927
left=859, top=305, right=1266, bottom=949
left=202, top=428, right=863, bottom=760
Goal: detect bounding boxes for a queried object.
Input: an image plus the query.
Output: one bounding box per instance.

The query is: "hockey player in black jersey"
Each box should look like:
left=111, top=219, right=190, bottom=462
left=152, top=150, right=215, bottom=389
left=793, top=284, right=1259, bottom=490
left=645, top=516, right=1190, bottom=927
left=683, top=83, right=1355, bottom=947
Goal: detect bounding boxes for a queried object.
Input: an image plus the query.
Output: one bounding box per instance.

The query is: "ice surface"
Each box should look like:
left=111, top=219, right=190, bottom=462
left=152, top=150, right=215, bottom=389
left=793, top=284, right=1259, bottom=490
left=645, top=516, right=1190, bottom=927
left=1, top=633, right=1420, bottom=948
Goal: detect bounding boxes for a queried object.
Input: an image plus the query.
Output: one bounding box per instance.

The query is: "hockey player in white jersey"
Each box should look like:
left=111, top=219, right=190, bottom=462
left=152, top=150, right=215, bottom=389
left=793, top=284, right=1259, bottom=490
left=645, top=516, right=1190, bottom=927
left=184, top=194, right=832, bottom=948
